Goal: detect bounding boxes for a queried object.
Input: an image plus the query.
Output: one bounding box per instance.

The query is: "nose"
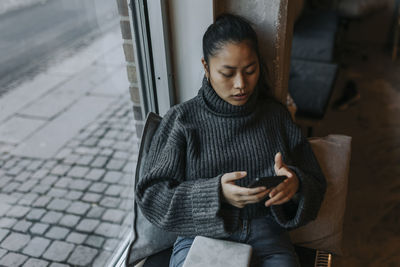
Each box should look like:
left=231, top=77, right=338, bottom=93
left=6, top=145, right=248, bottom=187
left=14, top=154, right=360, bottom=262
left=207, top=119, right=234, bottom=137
left=233, top=73, right=245, bottom=90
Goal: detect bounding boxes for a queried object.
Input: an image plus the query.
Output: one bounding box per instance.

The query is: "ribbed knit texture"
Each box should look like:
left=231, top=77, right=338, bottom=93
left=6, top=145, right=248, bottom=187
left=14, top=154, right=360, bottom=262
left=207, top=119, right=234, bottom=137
left=135, top=77, right=326, bottom=238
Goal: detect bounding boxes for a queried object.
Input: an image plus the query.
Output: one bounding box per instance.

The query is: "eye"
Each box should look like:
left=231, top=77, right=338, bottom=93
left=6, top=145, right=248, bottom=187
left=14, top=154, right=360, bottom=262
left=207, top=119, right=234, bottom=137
left=221, top=72, right=234, bottom=78
left=245, top=69, right=256, bottom=75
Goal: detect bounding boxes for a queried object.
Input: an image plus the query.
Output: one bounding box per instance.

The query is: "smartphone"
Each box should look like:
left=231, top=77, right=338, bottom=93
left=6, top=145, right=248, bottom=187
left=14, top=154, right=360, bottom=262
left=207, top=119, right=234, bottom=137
left=248, top=175, right=286, bottom=188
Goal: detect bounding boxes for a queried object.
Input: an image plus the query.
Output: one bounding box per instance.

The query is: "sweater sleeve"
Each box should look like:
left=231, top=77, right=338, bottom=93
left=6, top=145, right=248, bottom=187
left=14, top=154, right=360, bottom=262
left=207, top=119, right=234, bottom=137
left=135, top=110, right=232, bottom=238
left=270, top=106, right=327, bottom=229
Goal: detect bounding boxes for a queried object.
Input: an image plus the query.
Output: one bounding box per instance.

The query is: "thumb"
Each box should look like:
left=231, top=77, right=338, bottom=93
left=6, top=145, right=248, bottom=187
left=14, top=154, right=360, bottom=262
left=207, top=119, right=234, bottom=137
left=274, top=152, right=283, bottom=173
left=222, top=171, right=247, bottom=183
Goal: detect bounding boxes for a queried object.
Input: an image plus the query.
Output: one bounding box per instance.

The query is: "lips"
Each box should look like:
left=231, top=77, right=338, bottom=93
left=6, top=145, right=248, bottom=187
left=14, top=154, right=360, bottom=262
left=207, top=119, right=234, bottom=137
left=232, top=93, right=248, bottom=100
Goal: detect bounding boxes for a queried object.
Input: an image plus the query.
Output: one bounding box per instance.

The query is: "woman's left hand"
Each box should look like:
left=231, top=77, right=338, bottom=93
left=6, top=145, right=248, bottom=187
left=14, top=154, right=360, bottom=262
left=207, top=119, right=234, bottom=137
left=265, top=152, right=299, bottom=207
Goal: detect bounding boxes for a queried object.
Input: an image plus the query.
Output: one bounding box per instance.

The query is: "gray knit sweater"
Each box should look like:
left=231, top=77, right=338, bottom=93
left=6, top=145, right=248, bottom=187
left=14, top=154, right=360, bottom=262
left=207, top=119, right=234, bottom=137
left=135, top=77, right=326, bottom=238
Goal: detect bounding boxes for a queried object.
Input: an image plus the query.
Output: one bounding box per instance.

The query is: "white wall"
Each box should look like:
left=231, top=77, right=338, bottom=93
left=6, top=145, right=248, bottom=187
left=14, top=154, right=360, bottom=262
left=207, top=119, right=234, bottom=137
left=168, top=0, right=214, bottom=105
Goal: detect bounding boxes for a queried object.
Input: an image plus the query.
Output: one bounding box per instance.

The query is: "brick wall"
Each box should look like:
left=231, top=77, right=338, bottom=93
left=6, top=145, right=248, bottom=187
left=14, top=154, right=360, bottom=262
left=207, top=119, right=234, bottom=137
left=116, top=0, right=144, bottom=139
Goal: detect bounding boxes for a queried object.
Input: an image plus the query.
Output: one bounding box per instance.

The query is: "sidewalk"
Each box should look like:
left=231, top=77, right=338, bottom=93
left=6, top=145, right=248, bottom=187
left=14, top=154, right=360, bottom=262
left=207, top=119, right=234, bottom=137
left=0, top=25, right=138, bottom=266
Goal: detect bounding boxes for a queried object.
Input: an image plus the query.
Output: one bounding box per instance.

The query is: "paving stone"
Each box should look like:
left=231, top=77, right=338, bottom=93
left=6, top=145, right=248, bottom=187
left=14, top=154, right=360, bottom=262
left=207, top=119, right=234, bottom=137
left=103, top=171, right=122, bottom=183
left=7, top=205, right=30, bottom=218
left=106, top=159, right=125, bottom=171
left=123, top=161, right=135, bottom=173
left=32, top=196, right=52, bottom=207
left=0, top=248, right=6, bottom=258
left=0, top=233, right=30, bottom=251
left=18, top=159, right=32, bottom=167
left=54, top=177, right=73, bottom=188
left=63, top=154, right=80, bottom=164
left=43, top=160, right=58, bottom=170
left=45, top=226, right=70, bottom=240
left=47, top=188, right=68, bottom=198
left=18, top=193, right=39, bottom=206
left=100, top=196, right=121, bottom=208
left=64, top=190, right=83, bottom=200
left=76, top=219, right=99, bottom=233
left=67, top=166, right=90, bottom=178
left=47, top=198, right=71, bottom=211
left=17, top=180, right=37, bottom=192
left=26, top=208, right=46, bottom=220
left=6, top=165, right=23, bottom=176
left=86, top=206, right=105, bottom=219
left=50, top=165, right=71, bottom=176
left=84, top=235, right=104, bottom=248
left=32, top=169, right=49, bottom=179
left=86, top=168, right=105, bottom=181
left=66, top=202, right=90, bottom=215
left=92, top=250, right=112, bottom=266
left=95, top=222, right=120, bottom=238
left=74, top=146, right=94, bottom=155
left=90, top=156, right=108, bottom=168
left=41, top=211, right=63, bottom=224
left=0, top=176, right=12, bottom=187
left=0, top=217, right=17, bottom=228
left=98, top=138, right=114, bottom=147
left=88, top=182, right=108, bottom=193
left=40, top=175, right=58, bottom=185
left=43, top=241, right=74, bottom=262
left=68, top=179, right=91, bottom=191
left=13, top=220, right=32, bottom=232
left=0, top=229, right=9, bottom=242
left=2, top=159, right=17, bottom=169
left=3, top=182, right=20, bottom=192
left=67, top=245, right=98, bottom=266
left=114, top=141, right=131, bottom=151
left=26, top=160, right=44, bottom=171
left=59, top=215, right=80, bottom=228
left=77, top=155, right=94, bottom=165
left=104, top=238, right=119, bottom=251
left=30, top=223, right=49, bottom=235
left=82, top=192, right=102, bottom=203
left=66, top=232, right=87, bottom=244
left=0, top=252, right=28, bottom=266
left=22, top=258, right=49, bottom=267
left=10, top=192, right=23, bottom=202
left=99, top=148, right=114, bottom=156
left=22, top=237, right=51, bottom=257
left=102, top=209, right=125, bottom=223
left=32, top=184, right=51, bottom=194
left=105, top=185, right=124, bottom=196
left=0, top=193, right=19, bottom=205
left=0, top=202, right=11, bottom=216
left=49, top=263, right=70, bottom=267
left=55, top=148, right=73, bottom=160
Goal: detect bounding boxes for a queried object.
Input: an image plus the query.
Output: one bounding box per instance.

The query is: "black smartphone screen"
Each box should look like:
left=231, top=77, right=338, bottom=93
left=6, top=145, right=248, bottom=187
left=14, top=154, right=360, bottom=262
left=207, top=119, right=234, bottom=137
left=248, top=175, right=286, bottom=188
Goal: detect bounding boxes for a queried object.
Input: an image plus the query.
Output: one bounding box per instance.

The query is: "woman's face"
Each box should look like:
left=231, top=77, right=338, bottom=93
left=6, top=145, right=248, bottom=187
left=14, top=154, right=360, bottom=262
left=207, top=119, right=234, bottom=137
left=202, top=41, right=260, bottom=106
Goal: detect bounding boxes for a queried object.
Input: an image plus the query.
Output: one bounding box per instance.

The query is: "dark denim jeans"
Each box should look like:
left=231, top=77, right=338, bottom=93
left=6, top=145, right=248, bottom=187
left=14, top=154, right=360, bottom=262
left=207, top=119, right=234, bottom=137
left=169, top=215, right=300, bottom=267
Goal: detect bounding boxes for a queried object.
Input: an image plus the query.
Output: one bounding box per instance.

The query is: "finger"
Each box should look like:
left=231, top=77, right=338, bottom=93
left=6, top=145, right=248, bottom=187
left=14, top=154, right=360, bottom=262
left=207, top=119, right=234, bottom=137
left=239, top=189, right=271, bottom=204
left=276, top=167, right=293, bottom=178
left=234, top=185, right=267, bottom=196
left=274, top=152, right=283, bottom=173
left=222, top=171, right=247, bottom=183
left=265, top=191, right=290, bottom=207
left=269, top=180, right=288, bottom=198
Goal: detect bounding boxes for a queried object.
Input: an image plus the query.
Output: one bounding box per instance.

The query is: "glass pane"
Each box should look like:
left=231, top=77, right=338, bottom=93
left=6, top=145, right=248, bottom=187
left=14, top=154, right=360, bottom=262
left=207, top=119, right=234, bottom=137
left=0, top=0, right=138, bottom=266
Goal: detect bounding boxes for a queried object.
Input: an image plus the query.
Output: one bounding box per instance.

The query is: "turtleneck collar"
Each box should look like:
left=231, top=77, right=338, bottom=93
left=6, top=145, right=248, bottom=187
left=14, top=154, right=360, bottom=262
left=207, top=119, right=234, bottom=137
left=197, top=76, right=259, bottom=117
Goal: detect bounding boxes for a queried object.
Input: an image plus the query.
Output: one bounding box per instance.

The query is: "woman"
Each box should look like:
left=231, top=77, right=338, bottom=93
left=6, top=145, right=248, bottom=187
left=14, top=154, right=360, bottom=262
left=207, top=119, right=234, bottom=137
left=135, top=14, right=326, bottom=267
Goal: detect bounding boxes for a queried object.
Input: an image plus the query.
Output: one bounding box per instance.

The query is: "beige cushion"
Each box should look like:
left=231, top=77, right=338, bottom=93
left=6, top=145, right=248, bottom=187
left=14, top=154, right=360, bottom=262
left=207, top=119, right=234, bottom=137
left=290, top=134, right=352, bottom=255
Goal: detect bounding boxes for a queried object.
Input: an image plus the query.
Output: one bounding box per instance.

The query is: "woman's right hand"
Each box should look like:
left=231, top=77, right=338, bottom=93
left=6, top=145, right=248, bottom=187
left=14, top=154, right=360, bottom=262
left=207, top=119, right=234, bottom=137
left=221, top=171, right=270, bottom=208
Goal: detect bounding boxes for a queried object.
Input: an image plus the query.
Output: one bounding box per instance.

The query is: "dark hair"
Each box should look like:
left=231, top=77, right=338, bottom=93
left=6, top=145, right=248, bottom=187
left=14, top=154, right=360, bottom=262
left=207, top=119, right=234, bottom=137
left=202, top=13, right=259, bottom=64
left=202, top=13, right=271, bottom=98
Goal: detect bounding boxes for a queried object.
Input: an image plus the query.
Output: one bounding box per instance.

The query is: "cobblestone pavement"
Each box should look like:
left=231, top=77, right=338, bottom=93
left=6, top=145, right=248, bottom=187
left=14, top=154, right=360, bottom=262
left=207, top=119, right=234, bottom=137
left=0, top=96, right=137, bottom=266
